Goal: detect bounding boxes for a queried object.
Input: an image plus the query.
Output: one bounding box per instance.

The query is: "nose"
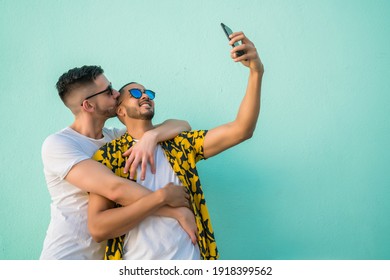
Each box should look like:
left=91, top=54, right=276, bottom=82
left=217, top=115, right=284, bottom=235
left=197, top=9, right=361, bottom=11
left=140, top=92, right=150, bottom=100
left=112, top=89, right=120, bottom=99
left=140, top=91, right=150, bottom=100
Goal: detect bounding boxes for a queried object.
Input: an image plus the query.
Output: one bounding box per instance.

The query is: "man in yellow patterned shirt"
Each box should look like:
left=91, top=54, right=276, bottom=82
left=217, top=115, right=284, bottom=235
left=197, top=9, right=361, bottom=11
left=88, top=31, right=264, bottom=260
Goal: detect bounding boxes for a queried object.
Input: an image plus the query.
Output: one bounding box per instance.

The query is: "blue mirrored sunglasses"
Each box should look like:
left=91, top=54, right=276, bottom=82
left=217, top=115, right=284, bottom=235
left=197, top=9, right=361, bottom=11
left=128, top=88, right=155, bottom=100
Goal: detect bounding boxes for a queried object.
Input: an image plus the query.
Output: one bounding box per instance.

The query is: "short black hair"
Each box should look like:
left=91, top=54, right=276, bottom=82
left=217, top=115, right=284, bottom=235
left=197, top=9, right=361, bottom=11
left=56, top=65, right=104, bottom=104
left=119, top=82, right=137, bottom=94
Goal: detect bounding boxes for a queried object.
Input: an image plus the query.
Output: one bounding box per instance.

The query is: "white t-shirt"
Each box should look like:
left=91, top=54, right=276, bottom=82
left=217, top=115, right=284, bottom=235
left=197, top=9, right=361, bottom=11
left=123, top=145, right=200, bottom=260
left=40, top=126, right=124, bottom=260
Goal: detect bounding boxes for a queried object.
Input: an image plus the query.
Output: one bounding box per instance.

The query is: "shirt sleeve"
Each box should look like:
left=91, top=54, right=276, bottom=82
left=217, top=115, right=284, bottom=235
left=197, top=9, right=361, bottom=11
left=187, top=130, right=208, bottom=162
left=41, top=133, right=90, bottom=180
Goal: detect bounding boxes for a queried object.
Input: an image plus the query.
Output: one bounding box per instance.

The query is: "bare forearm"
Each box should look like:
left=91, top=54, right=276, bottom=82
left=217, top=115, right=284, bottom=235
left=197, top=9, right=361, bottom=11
left=235, top=70, right=263, bottom=136
left=88, top=189, right=166, bottom=242
left=88, top=181, right=190, bottom=242
left=89, top=194, right=185, bottom=242
left=66, top=159, right=156, bottom=206
left=153, top=119, right=191, bottom=142
left=154, top=205, right=180, bottom=219
left=230, top=31, right=264, bottom=138
left=113, top=179, right=154, bottom=206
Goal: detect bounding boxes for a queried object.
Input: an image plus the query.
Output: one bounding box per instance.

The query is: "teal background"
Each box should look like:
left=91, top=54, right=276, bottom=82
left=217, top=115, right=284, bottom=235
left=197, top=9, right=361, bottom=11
left=1, top=0, right=389, bottom=260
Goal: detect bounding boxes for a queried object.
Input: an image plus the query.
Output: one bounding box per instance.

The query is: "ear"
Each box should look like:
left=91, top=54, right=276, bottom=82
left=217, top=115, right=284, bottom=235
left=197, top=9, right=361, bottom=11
left=80, top=100, right=95, bottom=113
left=116, top=105, right=126, bottom=117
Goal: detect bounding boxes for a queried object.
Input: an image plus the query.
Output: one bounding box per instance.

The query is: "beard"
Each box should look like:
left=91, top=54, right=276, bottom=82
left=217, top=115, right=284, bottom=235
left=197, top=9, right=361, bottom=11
left=126, top=106, right=154, bottom=120
left=95, top=104, right=118, bottom=119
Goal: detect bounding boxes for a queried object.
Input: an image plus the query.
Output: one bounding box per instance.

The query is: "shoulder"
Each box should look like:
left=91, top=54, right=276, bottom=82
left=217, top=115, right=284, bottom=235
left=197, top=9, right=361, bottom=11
left=41, top=128, right=91, bottom=168
left=174, top=130, right=208, bottom=143
left=42, top=128, right=78, bottom=151
left=163, top=130, right=207, bottom=150
left=162, top=130, right=207, bottom=162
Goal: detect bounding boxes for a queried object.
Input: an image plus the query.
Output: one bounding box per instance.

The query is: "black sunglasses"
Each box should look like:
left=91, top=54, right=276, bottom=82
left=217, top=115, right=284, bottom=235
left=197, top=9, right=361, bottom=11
left=127, top=88, right=156, bottom=100
left=81, top=83, right=113, bottom=106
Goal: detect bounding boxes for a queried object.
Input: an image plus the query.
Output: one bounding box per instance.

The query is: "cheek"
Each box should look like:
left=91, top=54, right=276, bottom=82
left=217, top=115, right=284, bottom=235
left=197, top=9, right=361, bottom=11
left=125, top=105, right=137, bottom=116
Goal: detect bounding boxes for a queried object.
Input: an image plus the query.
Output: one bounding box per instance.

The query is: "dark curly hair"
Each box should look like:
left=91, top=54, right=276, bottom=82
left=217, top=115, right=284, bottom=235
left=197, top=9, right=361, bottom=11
left=56, top=65, right=104, bottom=104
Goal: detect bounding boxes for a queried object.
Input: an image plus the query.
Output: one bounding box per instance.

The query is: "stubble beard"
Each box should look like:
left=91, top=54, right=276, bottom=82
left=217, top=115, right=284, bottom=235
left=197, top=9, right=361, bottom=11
left=126, top=107, right=154, bottom=121
left=95, top=104, right=118, bottom=119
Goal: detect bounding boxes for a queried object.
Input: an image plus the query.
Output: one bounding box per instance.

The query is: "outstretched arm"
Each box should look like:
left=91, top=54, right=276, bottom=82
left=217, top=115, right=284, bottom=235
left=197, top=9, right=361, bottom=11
left=203, top=32, right=264, bottom=158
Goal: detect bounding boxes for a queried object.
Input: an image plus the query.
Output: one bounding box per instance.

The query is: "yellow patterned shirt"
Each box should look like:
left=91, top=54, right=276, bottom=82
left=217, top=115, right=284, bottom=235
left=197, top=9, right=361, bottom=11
left=92, top=130, right=219, bottom=260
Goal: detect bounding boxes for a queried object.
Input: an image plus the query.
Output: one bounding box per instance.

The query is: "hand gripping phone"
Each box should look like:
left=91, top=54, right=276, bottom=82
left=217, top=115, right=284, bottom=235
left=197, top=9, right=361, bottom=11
left=221, top=22, right=246, bottom=57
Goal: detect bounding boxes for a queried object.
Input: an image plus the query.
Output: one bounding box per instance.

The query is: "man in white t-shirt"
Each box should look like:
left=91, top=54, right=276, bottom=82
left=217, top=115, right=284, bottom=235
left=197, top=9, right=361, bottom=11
left=40, top=65, right=195, bottom=259
left=88, top=31, right=265, bottom=260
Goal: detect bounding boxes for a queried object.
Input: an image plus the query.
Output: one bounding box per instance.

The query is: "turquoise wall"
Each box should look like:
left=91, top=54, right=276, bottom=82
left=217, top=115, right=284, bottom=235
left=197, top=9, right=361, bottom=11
left=1, top=0, right=389, bottom=260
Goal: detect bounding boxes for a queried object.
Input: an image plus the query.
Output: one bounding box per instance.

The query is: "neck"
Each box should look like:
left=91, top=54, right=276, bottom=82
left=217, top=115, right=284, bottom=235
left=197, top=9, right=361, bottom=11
left=70, top=114, right=106, bottom=139
left=124, top=119, right=154, bottom=139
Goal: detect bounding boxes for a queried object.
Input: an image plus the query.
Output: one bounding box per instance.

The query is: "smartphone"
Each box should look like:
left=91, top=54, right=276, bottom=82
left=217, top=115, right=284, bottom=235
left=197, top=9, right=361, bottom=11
left=221, top=23, right=245, bottom=57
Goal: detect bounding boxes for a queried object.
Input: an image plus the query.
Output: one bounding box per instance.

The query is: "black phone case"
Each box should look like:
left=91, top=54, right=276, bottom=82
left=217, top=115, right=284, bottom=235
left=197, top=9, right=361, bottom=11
left=220, top=23, right=245, bottom=57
